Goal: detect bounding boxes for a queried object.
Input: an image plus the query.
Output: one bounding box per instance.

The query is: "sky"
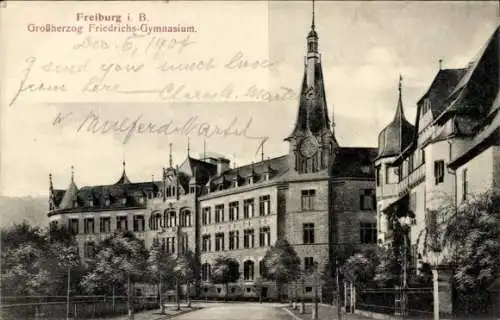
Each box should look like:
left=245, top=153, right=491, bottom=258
left=0, top=1, right=498, bottom=197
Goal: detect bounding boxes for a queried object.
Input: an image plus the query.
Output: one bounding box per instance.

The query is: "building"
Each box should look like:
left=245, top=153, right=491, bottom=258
left=48, top=7, right=378, bottom=300
left=375, top=26, right=499, bottom=314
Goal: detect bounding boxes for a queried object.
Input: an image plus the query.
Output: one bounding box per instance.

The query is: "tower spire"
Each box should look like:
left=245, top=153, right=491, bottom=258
left=70, top=165, right=74, bottom=182
left=187, top=137, right=190, bottom=157
left=395, top=74, right=406, bottom=120
left=49, top=173, right=54, bottom=192
left=312, top=0, right=315, bottom=30
left=169, top=143, right=173, bottom=168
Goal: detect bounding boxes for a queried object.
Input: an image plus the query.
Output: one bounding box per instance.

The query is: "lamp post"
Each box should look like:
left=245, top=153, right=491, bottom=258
left=66, top=266, right=71, bottom=320
left=312, top=262, right=319, bottom=320
left=398, top=216, right=412, bottom=318
left=300, top=272, right=305, bottom=314
left=432, top=234, right=442, bottom=320
left=128, top=271, right=134, bottom=320
left=432, top=264, right=439, bottom=320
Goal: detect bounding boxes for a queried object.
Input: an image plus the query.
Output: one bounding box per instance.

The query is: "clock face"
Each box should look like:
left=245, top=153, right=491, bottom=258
left=300, top=136, right=318, bottom=158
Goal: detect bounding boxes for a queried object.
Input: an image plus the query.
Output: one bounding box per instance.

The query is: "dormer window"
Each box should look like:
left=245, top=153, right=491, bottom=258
left=139, top=196, right=145, bottom=204
left=105, top=199, right=110, bottom=206
left=88, top=199, right=94, bottom=207
left=122, top=198, right=127, bottom=205
left=233, top=177, right=239, bottom=188
left=73, top=200, right=78, bottom=208
left=249, top=176, right=254, bottom=185
left=422, top=98, right=431, bottom=115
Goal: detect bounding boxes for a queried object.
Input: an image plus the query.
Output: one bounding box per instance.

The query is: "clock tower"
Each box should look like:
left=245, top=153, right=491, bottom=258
left=285, top=1, right=338, bottom=174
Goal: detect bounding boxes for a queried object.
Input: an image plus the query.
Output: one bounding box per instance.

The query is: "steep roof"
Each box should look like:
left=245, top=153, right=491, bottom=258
left=417, top=68, right=467, bottom=118
left=205, top=155, right=289, bottom=192
left=58, top=179, right=78, bottom=209
left=438, top=26, right=499, bottom=122
left=331, top=147, right=378, bottom=178
left=287, top=62, right=331, bottom=140
left=114, top=170, right=132, bottom=185
left=377, top=82, right=415, bottom=159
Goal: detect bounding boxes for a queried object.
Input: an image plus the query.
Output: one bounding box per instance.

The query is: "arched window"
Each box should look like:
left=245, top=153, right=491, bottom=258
left=150, top=212, right=162, bottom=230
left=164, top=211, right=176, bottom=227
left=184, top=210, right=192, bottom=227
left=179, top=210, right=191, bottom=227
left=244, top=260, right=255, bottom=281
left=201, top=263, right=211, bottom=281
left=163, top=210, right=169, bottom=227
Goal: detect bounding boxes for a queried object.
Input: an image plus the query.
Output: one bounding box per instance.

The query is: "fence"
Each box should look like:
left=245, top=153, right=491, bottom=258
left=355, top=287, right=433, bottom=319
left=0, top=295, right=159, bottom=320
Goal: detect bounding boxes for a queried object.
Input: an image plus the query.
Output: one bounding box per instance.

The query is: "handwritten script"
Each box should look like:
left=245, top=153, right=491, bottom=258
left=51, top=110, right=269, bottom=154
left=9, top=33, right=299, bottom=106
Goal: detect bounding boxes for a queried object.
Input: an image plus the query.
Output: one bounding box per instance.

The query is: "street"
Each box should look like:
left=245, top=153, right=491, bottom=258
left=169, top=303, right=297, bottom=320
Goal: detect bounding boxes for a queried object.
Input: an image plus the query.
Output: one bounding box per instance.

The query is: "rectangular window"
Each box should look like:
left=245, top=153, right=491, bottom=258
left=301, top=190, right=315, bottom=211
left=434, top=160, right=445, bottom=185
left=215, top=204, right=224, bottom=223
left=243, top=229, right=255, bottom=249
left=409, top=155, right=415, bottom=174
left=202, top=263, right=211, bottom=282
left=360, top=222, right=377, bottom=244
left=303, top=223, right=315, bottom=244
left=259, top=195, right=271, bottom=216
left=166, top=237, right=175, bottom=254
left=116, top=216, right=128, bottom=231
left=133, top=215, right=145, bottom=232
left=83, top=241, right=95, bottom=258
left=304, top=257, right=315, bottom=272
left=462, top=168, right=468, bottom=201
left=83, top=218, right=94, bottom=234
left=99, top=217, right=111, bottom=233
left=243, top=199, right=254, bottom=219
left=202, top=207, right=211, bottom=225
left=259, top=227, right=271, bottom=247
left=69, top=219, right=79, bottom=234
left=202, top=235, right=211, bottom=252
left=229, top=230, right=239, bottom=250
left=215, top=233, right=224, bottom=252
left=360, top=189, right=376, bottom=211
left=229, top=201, right=239, bottom=221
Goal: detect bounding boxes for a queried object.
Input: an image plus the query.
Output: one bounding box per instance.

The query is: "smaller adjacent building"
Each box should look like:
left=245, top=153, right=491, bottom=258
left=375, top=26, right=499, bottom=314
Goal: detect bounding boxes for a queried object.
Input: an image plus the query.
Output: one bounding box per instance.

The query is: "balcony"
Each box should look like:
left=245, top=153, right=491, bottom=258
left=397, top=164, right=426, bottom=197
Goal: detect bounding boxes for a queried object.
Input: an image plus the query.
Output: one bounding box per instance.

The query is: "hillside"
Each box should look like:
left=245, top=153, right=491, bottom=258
left=0, top=196, right=49, bottom=228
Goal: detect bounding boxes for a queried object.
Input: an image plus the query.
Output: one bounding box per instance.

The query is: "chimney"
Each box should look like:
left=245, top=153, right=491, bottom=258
left=217, top=158, right=230, bottom=175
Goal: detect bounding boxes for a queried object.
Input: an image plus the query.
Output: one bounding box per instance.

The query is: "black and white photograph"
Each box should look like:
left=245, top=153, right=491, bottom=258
left=0, top=1, right=499, bottom=319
